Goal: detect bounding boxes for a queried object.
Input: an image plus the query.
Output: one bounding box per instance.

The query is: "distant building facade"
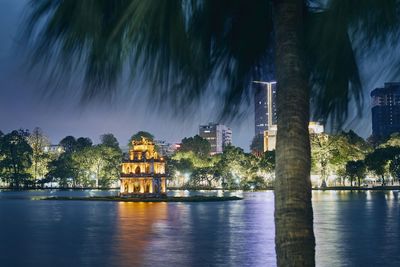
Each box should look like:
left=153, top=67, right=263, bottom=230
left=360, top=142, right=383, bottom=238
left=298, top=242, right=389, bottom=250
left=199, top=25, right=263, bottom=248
left=43, top=145, right=64, bottom=154
left=254, top=81, right=277, bottom=136
left=199, top=123, right=232, bottom=154
left=371, top=82, right=400, bottom=139
left=264, top=122, right=324, bottom=151
left=154, top=140, right=181, bottom=157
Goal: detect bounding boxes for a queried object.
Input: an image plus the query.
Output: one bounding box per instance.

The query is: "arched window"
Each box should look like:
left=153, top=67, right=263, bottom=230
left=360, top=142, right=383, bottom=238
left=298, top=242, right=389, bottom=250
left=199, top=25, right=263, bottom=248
left=134, top=182, right=140, bottom=192
left=135, top=166, right=141, bottom=174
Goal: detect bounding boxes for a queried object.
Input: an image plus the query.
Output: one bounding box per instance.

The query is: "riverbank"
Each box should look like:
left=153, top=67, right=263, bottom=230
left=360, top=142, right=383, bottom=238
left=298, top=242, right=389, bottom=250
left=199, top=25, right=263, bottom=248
left=41, top=195, right=243, bottom=202
left=2, top=185, right=399, bottom=191
left=313, top=186, right=400, bottom=190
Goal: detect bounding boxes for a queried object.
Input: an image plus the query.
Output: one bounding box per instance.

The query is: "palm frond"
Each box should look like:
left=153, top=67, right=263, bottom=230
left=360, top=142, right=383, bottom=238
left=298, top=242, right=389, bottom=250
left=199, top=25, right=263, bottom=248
left=305, top=0, right=400, bottom=125
left=25, top=0, right=274, bottom=117
left=24, top=0, right=400, bottom=125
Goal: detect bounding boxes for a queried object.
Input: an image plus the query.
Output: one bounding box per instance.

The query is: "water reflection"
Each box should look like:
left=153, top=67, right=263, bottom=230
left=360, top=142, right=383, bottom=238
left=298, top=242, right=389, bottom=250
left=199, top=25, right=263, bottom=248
left=112, top=194, right=275, bottom=267
left=114, top=202, right=168, bottom=266
left=313, top=191, right=400, bottom=267
left=0, top=190, right=399, bottom=266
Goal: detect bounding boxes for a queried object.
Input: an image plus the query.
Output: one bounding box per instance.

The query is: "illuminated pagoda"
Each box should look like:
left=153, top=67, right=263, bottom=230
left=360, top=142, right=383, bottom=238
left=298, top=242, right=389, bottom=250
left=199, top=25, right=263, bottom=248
left=120, top=137, right=167, bottom=196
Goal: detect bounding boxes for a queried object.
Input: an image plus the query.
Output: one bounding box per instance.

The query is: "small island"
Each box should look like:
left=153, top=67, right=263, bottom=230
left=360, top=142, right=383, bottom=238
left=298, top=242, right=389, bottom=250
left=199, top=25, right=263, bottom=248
left=39, top=137, right=243, bottom=203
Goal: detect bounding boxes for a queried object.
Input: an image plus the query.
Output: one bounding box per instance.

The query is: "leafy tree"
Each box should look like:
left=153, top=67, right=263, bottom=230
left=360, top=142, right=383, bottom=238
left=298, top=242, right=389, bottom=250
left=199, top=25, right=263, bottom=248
left=170, top=158, right=194, bottom=174
left=389, top=154, right=400, bottom=184
left=27, top=127, right=51, bottom=181
left=0, top=130, right=4, bottom=182
left=172, top=151, right=212, bottom=168
left=26, top=1, right=400, bottom=265
left=167, top=158, right=194, bottom=187
left=262, top=151, right=275, bottom=171
left=250, top=134, right=264, bottom=156
left=311, top=133, right=335, bottom=185
left=72, top=147, right=96, bottom=187
left=59, top=136, right=77, bottom=153
left=379, top=133, right=400, bottom=148
left=214, top=146, right=249, bottom=189
left=76, top=137, right=93, bottom=151
left=70, top=145, right=122, bottom=188
left=100, top=133, right=120, bottom=149
left=180, top=135, right=211, bottom=157
left=365, top=147, right=400, bottom=185
left=95, top=145, right=122, bottom=187
left=190, top=166, right=218, bottom=187
left=311, top=131, right=371, bottom=186
left=0, top=130, right=33, bottom=188
left=46, top=153, right=76, bottom=187
left=345, top=160, right=366, bottom=187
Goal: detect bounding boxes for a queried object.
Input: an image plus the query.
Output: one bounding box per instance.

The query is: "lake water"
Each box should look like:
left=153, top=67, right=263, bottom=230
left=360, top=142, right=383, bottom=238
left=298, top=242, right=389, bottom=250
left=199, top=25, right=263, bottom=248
left=0, top=190, right=399, bottom=267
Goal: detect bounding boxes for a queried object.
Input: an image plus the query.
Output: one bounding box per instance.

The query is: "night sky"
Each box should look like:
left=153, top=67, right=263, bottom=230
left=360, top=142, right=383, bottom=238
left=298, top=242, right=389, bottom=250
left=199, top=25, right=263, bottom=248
left=0, top=0, right=395, bottom=150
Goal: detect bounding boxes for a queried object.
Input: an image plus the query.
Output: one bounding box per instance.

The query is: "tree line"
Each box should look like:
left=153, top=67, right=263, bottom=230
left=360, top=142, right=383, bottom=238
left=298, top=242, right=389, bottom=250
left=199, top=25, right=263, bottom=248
left=0, top=128, right=122, bottom=189
left=2, top=128, right=400, bottom=189
left=170, top=131, right=400, bottom=189
left=169, top=135, right=275, bottom=190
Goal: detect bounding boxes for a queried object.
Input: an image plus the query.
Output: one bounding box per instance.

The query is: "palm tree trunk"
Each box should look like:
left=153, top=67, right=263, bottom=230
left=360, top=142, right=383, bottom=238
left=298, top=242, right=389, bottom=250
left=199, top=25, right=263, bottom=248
left=274, top=0, right=315, bottom=266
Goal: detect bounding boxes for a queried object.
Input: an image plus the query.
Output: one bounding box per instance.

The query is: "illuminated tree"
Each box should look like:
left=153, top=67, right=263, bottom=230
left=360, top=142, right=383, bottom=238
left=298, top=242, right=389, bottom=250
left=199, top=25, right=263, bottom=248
left=0, top=130, right=32, bottom=188
left=379, top=133, right=400, bottom=148
left=311, top=131, right=371, bottom=186
left=365, top=147, right=400, bottom=185
left=345, top=160, right=366, bottom=187
left=59, top=136, right=77, bottom=153
left=27, top=127, right=51, bottom=181
left=250, top=134, right=264, bottom=156
left=100, top=133, right=120, bottom=149
left=180, top=135, right=211, bottom=157
left=46, top=153, right=76, bottom=187
left=389, top=155, right=400, bottom=184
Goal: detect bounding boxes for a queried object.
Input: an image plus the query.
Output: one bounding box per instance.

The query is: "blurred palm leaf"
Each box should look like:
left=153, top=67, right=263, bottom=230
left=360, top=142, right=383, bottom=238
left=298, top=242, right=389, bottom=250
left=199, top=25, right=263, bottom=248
left=25, top=0, right=400, bottom=123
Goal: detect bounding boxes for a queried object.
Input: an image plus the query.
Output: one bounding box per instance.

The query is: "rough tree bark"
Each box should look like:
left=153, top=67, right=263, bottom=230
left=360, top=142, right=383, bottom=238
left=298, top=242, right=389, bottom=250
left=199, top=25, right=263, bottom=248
left=274, top=0, right=316, bottom=266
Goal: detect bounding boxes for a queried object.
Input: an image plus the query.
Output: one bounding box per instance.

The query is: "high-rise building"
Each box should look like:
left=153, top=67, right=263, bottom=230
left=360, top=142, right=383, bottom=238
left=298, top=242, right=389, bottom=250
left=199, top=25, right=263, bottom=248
left=199, top=123, right=232, bottom=154
left=371, top=82, right=400, bottom=139
left=254, top=81, right=277, bottom=136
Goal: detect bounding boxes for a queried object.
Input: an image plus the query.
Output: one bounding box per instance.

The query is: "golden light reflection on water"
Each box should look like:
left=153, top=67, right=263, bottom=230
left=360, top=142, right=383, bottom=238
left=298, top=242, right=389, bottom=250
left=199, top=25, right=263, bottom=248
left=115, top=202, right=168, bottom=267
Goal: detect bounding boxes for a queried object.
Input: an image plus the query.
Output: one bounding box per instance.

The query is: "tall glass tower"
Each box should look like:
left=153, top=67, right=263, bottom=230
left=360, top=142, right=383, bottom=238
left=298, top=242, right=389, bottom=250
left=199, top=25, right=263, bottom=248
left=371, top=82, right=400, bottom=139
left=253, top=81, right=277, bottom=136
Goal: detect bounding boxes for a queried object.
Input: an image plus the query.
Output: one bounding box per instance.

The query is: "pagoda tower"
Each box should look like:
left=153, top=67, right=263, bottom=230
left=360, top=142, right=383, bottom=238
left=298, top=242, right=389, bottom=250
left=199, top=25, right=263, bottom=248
left=120, top=137, right=167, bottom=196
